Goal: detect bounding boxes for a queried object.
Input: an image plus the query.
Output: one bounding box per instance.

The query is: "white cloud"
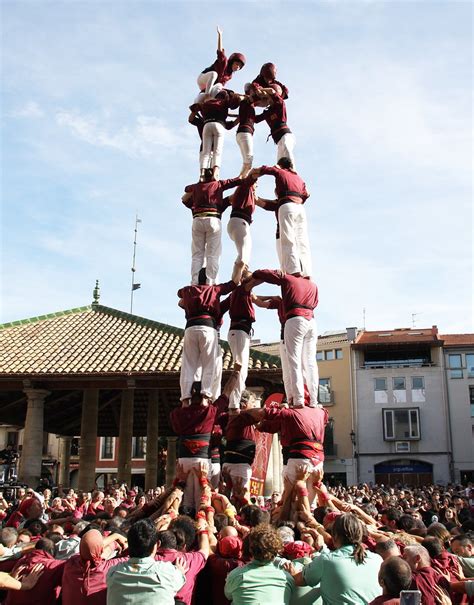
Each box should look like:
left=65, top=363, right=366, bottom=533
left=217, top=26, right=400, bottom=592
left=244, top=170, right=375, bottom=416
left=55, top=110, right=191, bottom=158
left=10, top=101, right=44, bottom=118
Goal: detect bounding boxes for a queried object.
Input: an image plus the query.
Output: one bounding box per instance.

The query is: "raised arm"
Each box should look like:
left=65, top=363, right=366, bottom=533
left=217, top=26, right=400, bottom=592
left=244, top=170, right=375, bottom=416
left=216, top=25, right=223, bottom=52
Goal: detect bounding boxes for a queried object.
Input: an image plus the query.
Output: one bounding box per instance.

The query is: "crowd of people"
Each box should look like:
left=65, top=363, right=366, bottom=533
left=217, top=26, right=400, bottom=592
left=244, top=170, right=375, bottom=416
left=0, top=478, right=472, bottom=603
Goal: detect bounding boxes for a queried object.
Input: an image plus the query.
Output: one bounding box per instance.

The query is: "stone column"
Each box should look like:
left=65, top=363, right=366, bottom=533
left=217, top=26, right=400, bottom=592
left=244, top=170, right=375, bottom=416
left=165, top=437, right=177, bottom=488
left=77, top=389, right=99, bottom=492
left=58, top=436, right=72, bottom=487
left=145, top=391, right=159, bottom=491
left=117, top=390, right=134, bottom=486
left=18, top=389, right=50, bottom=486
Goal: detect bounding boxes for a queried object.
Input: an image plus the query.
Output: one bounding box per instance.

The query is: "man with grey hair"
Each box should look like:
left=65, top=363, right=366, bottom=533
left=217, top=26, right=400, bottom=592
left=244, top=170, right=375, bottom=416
left=374, top=538, right=401, bottom=561
left=55, top=521, right=89, bottom=560
left=403, top=544, right=450, bottom=605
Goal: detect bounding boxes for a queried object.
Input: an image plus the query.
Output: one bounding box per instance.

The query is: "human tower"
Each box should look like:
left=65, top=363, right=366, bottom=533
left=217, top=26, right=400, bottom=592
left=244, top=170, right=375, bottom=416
left=171, top=27, right=328, bottom=511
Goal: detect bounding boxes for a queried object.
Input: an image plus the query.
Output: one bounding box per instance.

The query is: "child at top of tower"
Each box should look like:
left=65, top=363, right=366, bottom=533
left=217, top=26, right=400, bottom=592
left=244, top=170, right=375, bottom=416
left=196, top=26, right=246, bottom=103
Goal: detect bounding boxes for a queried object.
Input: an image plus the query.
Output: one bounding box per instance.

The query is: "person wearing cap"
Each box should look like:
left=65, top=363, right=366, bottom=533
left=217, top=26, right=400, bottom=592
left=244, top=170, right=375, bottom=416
left=219, top=271, right=256, bottom=407
left=249, top=269, right=319, bottom=408
left=195, top=26, right=246, bottom=103
left=170, top=369, right=241, bottom=511
left=252, top=62, right=289, bottom=99
left=219, top=390, right=260, bottom=504
left=206, top=536, right=244, bottom=605
left=178, top=268, right=237, bottom=404
left=254, top=84, right=295, bottom=165
left=182, top=172, right=242, bottom=285
left=251, top=157, right=311, bottom=277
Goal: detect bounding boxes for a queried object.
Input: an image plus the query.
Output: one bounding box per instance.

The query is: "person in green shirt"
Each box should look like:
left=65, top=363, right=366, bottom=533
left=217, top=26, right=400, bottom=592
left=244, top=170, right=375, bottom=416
left=225, top=523, right=295, bottom=604
left=106, top=519, right=187, bottom=605
left=289, top=513, right=383, bottom=605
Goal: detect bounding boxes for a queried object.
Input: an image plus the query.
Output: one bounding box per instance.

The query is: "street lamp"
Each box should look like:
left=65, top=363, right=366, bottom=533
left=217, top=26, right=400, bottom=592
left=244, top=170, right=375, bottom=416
left=350, top=430, right=356, bottom=445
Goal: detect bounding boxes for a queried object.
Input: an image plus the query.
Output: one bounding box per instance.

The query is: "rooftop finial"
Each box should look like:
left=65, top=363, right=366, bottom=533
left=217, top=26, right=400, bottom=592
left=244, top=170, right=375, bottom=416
left=92, top=279, right=100, bottom=306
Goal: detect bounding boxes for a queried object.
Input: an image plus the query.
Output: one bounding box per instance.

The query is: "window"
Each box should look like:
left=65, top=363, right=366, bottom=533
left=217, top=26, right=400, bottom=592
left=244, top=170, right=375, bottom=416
left=100, top=437, right=115, bottom=459
left=71, top=438, right=79, bottom=456
left=132, top=437, right=147, bottom=459
left=316, top=351, right=324, bottom=361
left=412, top=376, right=424, bottom=389
left=449, top=354, right=463, bottom=379
left=335, top=349, right=343, bottom=360
left=466, top=354, right=474, bottom=378
left=393, top=377, right=406, bottom=390
left=383, top=408, right=420, bottom=440
left=470, top=387, right=474, bottom=418
left=319, top=378, right=332, bottom=404
left=374, top=378, right=388, bottom=404
left=325, top=350, right=335, bottom=361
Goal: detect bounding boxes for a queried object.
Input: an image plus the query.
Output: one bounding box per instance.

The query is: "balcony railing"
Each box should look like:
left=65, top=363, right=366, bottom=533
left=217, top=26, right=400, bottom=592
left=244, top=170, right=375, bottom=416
left=319, top=389, right=335, bottom=405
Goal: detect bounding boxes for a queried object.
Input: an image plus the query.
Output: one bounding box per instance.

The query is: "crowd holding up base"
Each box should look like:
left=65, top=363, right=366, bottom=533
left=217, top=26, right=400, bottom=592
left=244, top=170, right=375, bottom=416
left=0, top=480, right=472, bottom=603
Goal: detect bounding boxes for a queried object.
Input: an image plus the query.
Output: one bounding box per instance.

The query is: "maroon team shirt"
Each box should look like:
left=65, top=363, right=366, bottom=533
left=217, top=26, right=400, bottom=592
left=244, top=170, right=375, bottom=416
left=170, top=394, right=230, bottom=436
left=259, top=165, right=309, bottom=206
left=261, top=406, right=328, bottom=463
left=255, top=94, right=291, bottom=143
left=267, top=297, right=285, bottom=339
left=252, top=270, right=318, bottom=321
left=178, top=281, right=236, bottom=324
left=184, top=179, right=242, bottom=217
left=155, top=549, right=207, bottom=605
left=228, top=176, right=257, bottom=223
left=220, top=284, right=255, bottom=332
left=198, top=96, right=240, bottom=124
left=202, top=50, right=232, bottom=86
left=220, top=412, right=257, bottom=443
left=237, top=99, right=256, bottom=134
left=6, top=550, right=66, bottom=605
left=252, top=74, right=289, bottom=99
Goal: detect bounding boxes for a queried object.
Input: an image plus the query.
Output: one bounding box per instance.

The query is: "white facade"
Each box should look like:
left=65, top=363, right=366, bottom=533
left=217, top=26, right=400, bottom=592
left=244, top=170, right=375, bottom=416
left=443, top=345, right=474, bottom=483
left=353, top=340, right=452, bottom=485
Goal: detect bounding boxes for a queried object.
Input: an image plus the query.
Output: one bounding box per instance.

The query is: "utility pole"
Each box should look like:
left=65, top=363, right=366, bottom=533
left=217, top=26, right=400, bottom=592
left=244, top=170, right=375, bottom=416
left=130, top=214, right=142, bottom=314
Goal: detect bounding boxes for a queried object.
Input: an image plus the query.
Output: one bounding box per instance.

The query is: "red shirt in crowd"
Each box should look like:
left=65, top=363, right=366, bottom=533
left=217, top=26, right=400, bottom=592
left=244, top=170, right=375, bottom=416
left=155, top=549, right=206, bottom=605
left=178, top=281, right=236, bottom=323
left=207, top=554, right=244, bottom=605
left=258, top=165, right=309, bottom=205
left=252, top=270, right=318, bottom=321
left=6, top=549, right=66, bottom=605
left=183, top=178, right=241, bottom=217
left=61, top=554, right=127, bottom=605
left=410, top=566, right=449, bottom=605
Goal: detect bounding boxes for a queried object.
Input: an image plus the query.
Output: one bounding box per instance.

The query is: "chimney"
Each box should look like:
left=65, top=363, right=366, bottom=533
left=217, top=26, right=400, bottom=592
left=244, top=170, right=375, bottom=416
left=431, top=325, right=438, bottom=336
left=346, top=327, right=357, bottom=342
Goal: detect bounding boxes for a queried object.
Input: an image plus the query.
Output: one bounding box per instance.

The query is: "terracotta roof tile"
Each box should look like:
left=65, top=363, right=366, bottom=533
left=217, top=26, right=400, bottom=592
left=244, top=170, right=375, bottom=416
left=354, top=327, right=442, bottom=347
left=0, top=305, right=280, bottom=375
left=440, top=333, right=474, bottom=347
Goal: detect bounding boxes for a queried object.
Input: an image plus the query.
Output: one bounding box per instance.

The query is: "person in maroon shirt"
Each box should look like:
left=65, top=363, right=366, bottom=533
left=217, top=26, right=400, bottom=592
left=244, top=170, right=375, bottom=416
left=195, top=26, right=245, bottom=103
left=250, top=269, right=320, bottom=409
left=170, top=368, right=240, bottom=511
left=219, top=390, right=260, bottom=505
left=235, top=83, right=263, bottom=178
left=220, top=271, right=256, bottom=407
left=254, top=84, right=295, bottom=164
left=252, top=62, right=289, bottom=99
left=191, top=90, right=242, bottom=180
left=224, top=175, right=258, bottom=283
left=252, top=157, right=312, bottom=277
left=182, top=173, right=242, bottom=285
left=403, top=544, right=451, bottom=605
left=178, top=268, right=237, bottom=404
left=369, top=556, right=413, bottom=605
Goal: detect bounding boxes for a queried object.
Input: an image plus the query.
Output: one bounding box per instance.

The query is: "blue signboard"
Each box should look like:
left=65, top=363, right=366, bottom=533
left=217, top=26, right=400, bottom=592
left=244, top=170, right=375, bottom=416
left=375, top=461, right=432, bottom=474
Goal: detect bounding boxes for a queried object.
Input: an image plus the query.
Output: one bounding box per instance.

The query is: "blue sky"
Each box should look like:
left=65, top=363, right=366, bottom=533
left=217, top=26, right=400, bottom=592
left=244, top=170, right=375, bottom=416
left=1, top=0, right=472, bottom=342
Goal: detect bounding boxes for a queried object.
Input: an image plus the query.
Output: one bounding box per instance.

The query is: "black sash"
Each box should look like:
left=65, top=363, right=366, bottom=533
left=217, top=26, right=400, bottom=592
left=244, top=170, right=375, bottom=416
left=224, top=439, right=256, bottom=464
left=178, top=433, right=211, bottom=458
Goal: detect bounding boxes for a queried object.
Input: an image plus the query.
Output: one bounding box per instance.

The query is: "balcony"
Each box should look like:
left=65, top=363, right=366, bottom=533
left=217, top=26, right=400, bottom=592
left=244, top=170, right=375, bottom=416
left=319, top=389, right=335, bottom=406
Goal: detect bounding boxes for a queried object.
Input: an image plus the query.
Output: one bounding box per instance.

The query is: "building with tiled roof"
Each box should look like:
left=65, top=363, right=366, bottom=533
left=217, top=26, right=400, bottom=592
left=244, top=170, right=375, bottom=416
left=0, top=302, right=282, bottom=490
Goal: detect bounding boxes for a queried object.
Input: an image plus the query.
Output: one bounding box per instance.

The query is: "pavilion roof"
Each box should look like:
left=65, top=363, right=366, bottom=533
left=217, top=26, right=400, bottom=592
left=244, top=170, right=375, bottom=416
left=0, top=304, right=280, bottom=376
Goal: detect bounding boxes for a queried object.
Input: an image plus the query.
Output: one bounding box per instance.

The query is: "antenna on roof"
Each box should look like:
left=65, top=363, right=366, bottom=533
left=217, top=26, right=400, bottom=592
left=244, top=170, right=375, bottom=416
left=130, top=214, right=142, bottom=314
left=92, top=279, right=100, bottom=306
left=412, top=312, right=421, bottom=328
left=362, top=307, right=366, bottom=330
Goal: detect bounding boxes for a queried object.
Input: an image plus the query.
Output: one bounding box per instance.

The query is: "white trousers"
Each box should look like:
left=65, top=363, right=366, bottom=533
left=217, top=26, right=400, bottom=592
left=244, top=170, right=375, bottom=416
left=222, top=462, right=252, bottom=484
left=228, top=329, right=250, bottom=409
left=284, top=317, right=319, bottom=407
left=236, top=132, right=254, bottom=166
left=279, top=340, right=292, bottom=402
left=208, top=462, right=221, bottom=489
left=179, top=457, right=210, bottom=510
left=227, top=217, right=252, bottom=267
left=193, top=341, right=222, bottom=400
left=277, top=132, right=296, bottom=166
left=191, top=216, right=221, bottom=285
left=201, top=122, right=225, bottom=169
left=196, top=71, right=223, bottom=102
left=278, top=203, right=312, bottom=277
left=276, top=236, right=283, bottom=270
left=180, top=325, right=218, bottom=400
